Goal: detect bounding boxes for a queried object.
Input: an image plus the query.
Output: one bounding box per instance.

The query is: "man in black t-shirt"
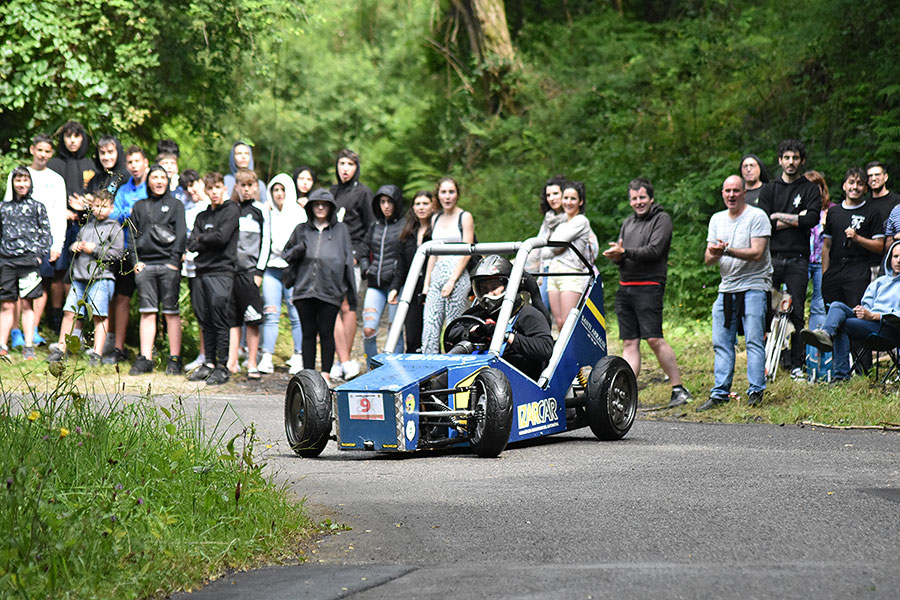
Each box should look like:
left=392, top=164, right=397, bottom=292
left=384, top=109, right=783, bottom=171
left=822, top=167, right=885, bottom=308
left=757, top=139, right=822, bottom=378
left=866, top=161, right=900, bottom=228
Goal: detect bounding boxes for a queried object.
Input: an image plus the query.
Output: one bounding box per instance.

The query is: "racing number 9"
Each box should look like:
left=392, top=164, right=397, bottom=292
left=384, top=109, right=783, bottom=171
left=359, top=397, right=371, bottom=413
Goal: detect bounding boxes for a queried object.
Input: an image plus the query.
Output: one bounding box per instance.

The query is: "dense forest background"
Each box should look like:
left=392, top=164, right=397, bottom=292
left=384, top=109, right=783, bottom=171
left=2, top=0, right=899, bottom=317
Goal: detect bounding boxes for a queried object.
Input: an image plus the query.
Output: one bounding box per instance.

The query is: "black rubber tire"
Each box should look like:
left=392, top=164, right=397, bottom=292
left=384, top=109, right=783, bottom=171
left=468, top=367, right=513, bottom=457
left=284, top=369, right=332, bottom=457
left=585, top=355, right=637, bottom=440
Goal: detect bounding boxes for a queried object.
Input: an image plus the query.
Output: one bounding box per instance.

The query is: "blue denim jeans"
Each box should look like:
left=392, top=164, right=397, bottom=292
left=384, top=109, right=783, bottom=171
left=822, top=301, right=900, bottom=379
left=711, top=290, right=767, bottom=398
left=808, top=262, right=825, bottom=330
left=363, top=286, right=402, bottom=359
left=260, top=267, right=302, bottom=355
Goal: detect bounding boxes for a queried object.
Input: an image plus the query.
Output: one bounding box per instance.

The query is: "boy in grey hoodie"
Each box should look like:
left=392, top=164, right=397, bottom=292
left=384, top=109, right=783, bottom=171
left=47, top=190, right=124, bottom=365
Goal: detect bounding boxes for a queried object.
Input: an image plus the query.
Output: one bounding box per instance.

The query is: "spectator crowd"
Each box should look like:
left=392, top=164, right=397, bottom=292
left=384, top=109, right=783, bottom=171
left=2, top=125, right=899, bottom=403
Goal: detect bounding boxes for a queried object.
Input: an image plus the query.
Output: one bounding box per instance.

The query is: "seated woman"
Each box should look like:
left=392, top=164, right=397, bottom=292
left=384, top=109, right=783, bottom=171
left=801, top=241, right=900, bottom=381
left=444, top=256, right=553, bottom=380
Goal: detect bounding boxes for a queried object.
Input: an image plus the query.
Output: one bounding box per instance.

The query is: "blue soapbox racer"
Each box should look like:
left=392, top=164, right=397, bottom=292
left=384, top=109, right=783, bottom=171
left=284, top=238, right=637, bottom=458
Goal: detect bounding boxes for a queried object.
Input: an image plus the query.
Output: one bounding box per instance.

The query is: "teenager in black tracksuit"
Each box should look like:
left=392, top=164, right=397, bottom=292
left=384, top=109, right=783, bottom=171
left=283, top=189, right=356, bottom=384
left=187, top=173, right=240, bottom=384
left=129, top=164, right=187, bottom=375
left=329, top=149, right=374, bottom=378
left=362, top=184, right=406, bottom=359
left=389, top=191, right=435, bottom=353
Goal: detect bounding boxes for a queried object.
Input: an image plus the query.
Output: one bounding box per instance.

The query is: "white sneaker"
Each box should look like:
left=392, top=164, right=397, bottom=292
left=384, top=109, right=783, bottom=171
left=257, top=352, right=274, bottom=374
left=342, top=360, right=360, bottom=380
left=184, top=354, right=206, bottom=372
left=329, top=363, right=343, bottom=380
left=286, top=352, right=303, bottom=371
left=288, top=355, right=304, bottom=375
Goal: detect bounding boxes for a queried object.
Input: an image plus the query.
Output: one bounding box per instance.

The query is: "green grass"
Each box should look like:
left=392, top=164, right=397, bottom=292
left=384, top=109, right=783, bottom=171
left=607, top=314, right=900, bottom=427
left=0, top=362, right=316, bottom=599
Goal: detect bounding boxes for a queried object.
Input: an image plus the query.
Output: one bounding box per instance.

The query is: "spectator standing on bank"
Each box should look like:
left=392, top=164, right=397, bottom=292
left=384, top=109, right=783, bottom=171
left=527, top=175, right=567, bottom=309
left=259, top=173, right=305, bottom=375
left=740, top=154, right=769, bottom=207
left=388, top=190, right=436, bottom=353
left=330, top=149, right=374, bottom=380
left=804, top=170, right=832, bottom=330
left=361, top=184, right=406, bottom=361
left=283, top=189, right=357, bottom=384
left=128, top=164, right=187, bottom=375
left=602, top=177, right=693, bottom=408
left=757, top=139, right=821, bottom=380
left=421, top=177, right=475, bottom=354
left=865, top=161, right=900, bottom=228
left=0, top=167, right=52, bottom=358
left=47, top=191, right=124, bottom=365
left=186, top=172, right=240, bottom=385
left=698, top=175, right=772, bottom=411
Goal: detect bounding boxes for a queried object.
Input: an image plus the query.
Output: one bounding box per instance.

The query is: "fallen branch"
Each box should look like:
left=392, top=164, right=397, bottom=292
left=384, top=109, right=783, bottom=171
left=800, top=420, right=900, bottom=431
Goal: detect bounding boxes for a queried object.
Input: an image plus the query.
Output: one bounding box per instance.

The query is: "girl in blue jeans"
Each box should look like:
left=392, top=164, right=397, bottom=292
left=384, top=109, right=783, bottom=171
left=259, top=173, right=307, bottom=374
left=362, top=185, right=406, bottom=362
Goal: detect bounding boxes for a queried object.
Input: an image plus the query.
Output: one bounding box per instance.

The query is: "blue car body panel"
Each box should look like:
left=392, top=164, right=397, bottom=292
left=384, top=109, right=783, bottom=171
left=333, top=277, right=608, bottom=453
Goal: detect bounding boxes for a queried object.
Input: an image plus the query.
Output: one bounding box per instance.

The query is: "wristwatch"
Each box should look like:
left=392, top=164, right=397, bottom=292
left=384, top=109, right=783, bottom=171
left=722, top=245, right=730, bottom=257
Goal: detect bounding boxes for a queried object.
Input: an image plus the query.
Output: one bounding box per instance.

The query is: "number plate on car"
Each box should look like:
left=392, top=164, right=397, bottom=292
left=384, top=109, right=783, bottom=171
left=348, top=392, right=385, bottom=420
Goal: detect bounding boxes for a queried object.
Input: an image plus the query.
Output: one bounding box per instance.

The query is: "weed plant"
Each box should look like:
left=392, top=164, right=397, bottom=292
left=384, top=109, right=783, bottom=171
left=0, top=358, right=312, bottom=599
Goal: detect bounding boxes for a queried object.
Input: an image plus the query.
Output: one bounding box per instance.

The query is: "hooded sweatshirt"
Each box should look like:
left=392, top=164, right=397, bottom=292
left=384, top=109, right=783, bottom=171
left=0, top=177, right=52, bottom=268
left=3, top=167, right=66, bottom=258
left=130, top=165, right=187, bottom=265
left=224, top=141, right=267, bottom=204
left=266, top=173, right=306, bottom=269
left=189, top=199, right=240, bottom=276
left=47, top=123, right=96, bottom=203
left=861, top=241, right=900, bottom=315
left=614, top=202, right=672, bottom=285
left=283, top=188, right=357, bottom=309
left=329, top=155, right=374, bottom=262
left=70, top=214, right=124, bottom=282
left=87, top=136, right=129, bottom=195
left=364, top=184, right=406, bottom=289
left=236, top=191, right=270, bottom=275
left=757, top=175, right=822, bottom=258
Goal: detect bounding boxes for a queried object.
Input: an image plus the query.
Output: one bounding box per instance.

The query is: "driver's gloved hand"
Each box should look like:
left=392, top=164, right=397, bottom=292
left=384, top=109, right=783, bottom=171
left=472, top=320, right=496, bottom=341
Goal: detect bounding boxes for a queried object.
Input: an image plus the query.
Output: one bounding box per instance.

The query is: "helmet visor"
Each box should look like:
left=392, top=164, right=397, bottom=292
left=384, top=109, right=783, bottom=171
left=473, top=276, right=507, bottom=304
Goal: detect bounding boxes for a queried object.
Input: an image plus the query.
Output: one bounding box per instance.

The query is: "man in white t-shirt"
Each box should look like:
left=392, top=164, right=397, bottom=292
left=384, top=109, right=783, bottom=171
left=699, top=175, right=773, bottom=411
left=3, top=134, right=67, bottom=345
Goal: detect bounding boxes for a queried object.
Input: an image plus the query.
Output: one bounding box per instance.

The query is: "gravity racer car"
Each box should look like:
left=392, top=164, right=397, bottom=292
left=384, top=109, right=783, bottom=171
left=284, top=237, right=637, bottom=458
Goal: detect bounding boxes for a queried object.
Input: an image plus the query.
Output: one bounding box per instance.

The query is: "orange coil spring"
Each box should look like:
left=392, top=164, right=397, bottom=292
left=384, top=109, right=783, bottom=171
left=576, top=367, right=589, bottom=388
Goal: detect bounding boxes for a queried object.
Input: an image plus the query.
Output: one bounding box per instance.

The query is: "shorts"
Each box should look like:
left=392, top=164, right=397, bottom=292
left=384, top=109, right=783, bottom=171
left=135, top=263, right=181, bottom=314
left=547, top=273, right=588, bottom=294
left=114, top=253, right=136, bottom=297
left=39, top=251, right=54, bottom=279
left=0, top=265, right=43, bottom=301
left=615, top=284, right=665, bottom=340
left=63, top=278, right=115, bottom=318
left=232, top=272, right=263, bottom=325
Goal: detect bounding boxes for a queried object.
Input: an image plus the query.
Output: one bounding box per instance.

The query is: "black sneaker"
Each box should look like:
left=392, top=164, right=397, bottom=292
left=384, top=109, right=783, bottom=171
left=669, top=386, right=693, bottom=408
left=165, top=356, right=183, bottom=375
left=187, top=363, right=214, bottom=381
left=129, top=355, right=154, bottom=375
left=206, top=365, right=230, bottom=385
left=747, top=390, right=764, bottom=407
left=102, top=347, right=128, bottom=365
left=696, top=395, right=729, bottom=412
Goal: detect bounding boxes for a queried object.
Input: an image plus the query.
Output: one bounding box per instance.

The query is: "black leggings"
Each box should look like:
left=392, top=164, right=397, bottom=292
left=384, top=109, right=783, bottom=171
left=294, top=298, right=341, bottom=373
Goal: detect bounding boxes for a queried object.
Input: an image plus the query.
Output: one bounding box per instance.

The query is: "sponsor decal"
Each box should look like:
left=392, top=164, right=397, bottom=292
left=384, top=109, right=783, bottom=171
left=340, top=442, right=357, bottom=448
left=405, top=420, right=416, bottom=441
left=580, top=315, right=607, bottom=352
left=517, top=397, right=560, bottom=434
left=382, top=444, right=399, bottom=449
left=348, top=392, right=385, bottom=420
left=405, top=394, right=415, bottom=413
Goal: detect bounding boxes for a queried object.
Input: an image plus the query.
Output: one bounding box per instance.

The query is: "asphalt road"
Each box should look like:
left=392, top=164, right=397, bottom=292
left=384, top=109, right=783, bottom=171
left=171, top=390, right=900, bottom=599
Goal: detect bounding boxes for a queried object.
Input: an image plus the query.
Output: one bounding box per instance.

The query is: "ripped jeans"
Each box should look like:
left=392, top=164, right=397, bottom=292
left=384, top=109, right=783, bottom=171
left=363, top=285, right=403, bottom=360
left=260, top=267, right=302, bottom=355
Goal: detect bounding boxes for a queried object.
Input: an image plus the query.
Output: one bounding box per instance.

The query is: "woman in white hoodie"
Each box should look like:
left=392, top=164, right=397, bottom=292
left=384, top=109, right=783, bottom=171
left=258, top=173, right=306, bottom=374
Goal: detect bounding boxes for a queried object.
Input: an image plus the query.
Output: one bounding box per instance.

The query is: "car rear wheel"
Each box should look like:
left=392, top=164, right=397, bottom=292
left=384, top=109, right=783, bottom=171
left=468, top=368, right=513, bottom=457
left=284, top=369, right=332, bottom=457
left=586, top=356, right=637, bottom=440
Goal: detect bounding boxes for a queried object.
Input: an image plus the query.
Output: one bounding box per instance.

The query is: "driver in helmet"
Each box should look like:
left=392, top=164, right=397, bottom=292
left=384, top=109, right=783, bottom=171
left=445, top=256, right=553, bottom=380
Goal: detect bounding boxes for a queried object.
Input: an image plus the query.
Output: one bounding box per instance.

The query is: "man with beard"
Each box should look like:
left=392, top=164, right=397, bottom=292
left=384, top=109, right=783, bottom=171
left=756, top=139, right=822, bottom=380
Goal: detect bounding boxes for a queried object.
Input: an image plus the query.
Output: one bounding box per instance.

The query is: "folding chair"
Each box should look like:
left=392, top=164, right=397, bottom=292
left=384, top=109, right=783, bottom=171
left=851, top=314, right=900, bottom=386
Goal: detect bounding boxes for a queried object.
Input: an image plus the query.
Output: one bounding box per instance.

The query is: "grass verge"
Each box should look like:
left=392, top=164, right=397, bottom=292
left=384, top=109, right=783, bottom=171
left=609, top=315, right=900, bottom=427
left=0, top=359, right=315, bottom=599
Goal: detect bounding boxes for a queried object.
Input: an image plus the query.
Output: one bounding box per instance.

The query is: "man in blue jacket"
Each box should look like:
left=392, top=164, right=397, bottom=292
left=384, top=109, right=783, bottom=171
left=801, top=241, right=900, bottom=382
